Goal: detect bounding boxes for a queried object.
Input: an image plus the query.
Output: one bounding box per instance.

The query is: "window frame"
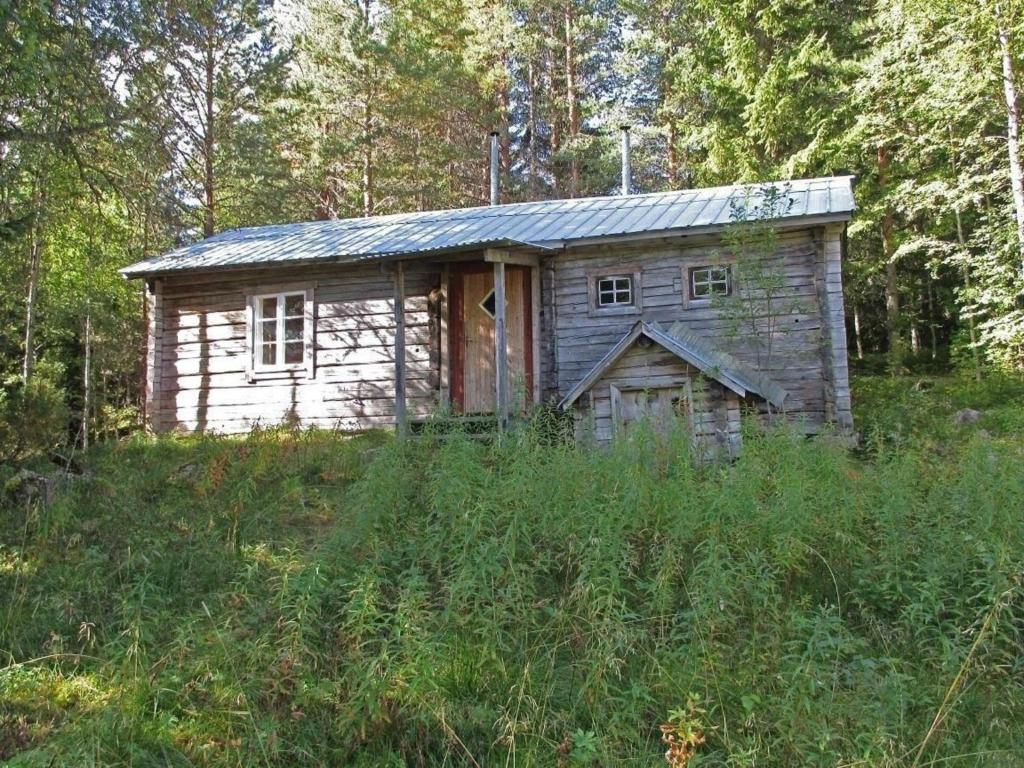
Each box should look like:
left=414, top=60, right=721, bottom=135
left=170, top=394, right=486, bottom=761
left=587, top=267, right=643, bottom=317
left=680, top=259, right=734, bottom=309
left=244, top=284, right=315, bottom=381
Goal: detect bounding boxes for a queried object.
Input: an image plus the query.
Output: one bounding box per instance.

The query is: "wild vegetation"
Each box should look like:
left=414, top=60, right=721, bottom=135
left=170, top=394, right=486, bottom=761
left=4, top=0, right=1024, bottom=451
left=2, top=375, right=1023, bottom=766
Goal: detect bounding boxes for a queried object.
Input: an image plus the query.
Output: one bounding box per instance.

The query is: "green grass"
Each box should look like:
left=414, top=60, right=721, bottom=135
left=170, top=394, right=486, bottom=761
left=2, top=376, right=1023, bottom=766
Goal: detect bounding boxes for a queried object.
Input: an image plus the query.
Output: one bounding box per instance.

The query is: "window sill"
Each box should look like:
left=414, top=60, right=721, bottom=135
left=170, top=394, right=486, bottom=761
left=588, top=304, right=642, bottom=318
left=247, top=366, right=312, bottom=383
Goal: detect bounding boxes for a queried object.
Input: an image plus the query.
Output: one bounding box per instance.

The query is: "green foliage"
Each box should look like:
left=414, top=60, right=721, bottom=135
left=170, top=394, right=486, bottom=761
left=3, top=380, right=1023, bottom=766
left=0, top=369, right=69, bottom=464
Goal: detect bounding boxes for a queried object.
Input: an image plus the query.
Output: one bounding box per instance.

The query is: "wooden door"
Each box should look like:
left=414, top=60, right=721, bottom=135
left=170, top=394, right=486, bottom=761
left=450, top=264, right=533, bottom=413
left=611, top=384, right=692, bottom=435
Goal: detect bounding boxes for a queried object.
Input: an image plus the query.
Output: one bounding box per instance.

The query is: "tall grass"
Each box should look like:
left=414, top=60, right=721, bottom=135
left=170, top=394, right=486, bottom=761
left=2, top=380, right=1023, bottom=766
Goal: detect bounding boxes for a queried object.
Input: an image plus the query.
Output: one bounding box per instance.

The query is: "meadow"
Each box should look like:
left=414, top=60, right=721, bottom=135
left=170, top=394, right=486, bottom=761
left=2, top=375, right=1023, bottom=766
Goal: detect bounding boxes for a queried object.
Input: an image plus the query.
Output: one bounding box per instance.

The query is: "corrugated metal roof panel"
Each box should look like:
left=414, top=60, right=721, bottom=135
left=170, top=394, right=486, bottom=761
left=122, top=176, right=855, bottom=277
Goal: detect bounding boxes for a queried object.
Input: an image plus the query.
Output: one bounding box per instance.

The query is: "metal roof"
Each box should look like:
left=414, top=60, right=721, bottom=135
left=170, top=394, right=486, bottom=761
left=559, top=320, right=789, bottom=410
left=121, top=176, right=855, bottom=278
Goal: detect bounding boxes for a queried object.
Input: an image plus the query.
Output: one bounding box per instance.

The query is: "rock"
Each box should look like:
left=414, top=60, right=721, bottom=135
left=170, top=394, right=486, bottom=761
left=954, top=408, right=982, bottom=425
left=4, top=469, right=60, bottom=506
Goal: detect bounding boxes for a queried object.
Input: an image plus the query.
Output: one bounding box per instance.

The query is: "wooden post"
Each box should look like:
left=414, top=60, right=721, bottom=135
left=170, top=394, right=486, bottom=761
left=394, top=261, right=407, bottom=438
left=531, top=264, right=541, bottom=404
left=145, top=278, right=164, bottom=433
left=493, top=261, right=509, bottom=429
left=439, top=264, right=450, bottom=408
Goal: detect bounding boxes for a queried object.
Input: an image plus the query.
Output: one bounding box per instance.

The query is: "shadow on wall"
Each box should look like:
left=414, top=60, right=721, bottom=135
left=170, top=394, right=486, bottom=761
left=174, top=278, right=441, bottom=434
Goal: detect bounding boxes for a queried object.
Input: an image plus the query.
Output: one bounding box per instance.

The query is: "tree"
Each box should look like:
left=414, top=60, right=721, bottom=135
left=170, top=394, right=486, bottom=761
left=138, top=0, right=288, bottom=236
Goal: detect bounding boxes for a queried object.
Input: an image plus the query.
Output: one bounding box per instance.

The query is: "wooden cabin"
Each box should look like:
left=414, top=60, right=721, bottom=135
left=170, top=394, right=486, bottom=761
left=122, top=177, right=855, bottom=450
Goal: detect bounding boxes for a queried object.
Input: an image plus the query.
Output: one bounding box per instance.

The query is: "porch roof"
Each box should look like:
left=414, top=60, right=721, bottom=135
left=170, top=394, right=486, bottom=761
left=121, top=176, right=855, bottom=278
left=559, top=320, right=789, bottom=410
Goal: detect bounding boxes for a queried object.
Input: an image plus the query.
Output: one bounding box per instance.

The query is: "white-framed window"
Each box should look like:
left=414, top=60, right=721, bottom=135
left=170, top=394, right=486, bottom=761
left=246, top=286, right=314, bottom=379
left=597, top=275, right=633, bottom=308
left=689, top=265, right=731, bottom=300
left=588, top=268, right=642, bottom=316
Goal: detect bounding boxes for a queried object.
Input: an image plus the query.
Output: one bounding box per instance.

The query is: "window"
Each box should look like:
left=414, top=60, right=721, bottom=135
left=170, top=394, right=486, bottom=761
left=597, top=275, right=633, bottom=308
left=248, top=288, right=312, bottom=376
left=479, top=288, right=497, bottom=319
left=588, top=269, right=642, bottom=316
left=689, top=265, right=731, bottom=300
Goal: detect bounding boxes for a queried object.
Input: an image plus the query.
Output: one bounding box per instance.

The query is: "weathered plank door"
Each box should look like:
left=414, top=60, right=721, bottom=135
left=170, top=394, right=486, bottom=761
left=450, top=263, right=533, bottom=413
left=610, top=384, right=692, bottom=435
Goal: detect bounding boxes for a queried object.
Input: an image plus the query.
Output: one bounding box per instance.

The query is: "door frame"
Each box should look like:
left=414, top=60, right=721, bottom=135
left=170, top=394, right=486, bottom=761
left=449, top=262, right=534, bottom=413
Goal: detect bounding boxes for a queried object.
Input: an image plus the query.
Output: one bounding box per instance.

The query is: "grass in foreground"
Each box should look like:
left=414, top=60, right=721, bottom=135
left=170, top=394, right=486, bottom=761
left=1, top=375, right=1023, bottom=766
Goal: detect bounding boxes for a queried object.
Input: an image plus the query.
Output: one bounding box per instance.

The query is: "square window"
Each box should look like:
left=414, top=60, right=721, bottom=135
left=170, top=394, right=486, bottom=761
left=596, top=275, right=633, bottom=308
left=689, top=266, right=731, bottom=301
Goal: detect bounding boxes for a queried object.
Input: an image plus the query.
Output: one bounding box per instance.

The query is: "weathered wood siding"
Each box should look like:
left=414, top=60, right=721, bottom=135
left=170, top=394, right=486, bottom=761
left=551, top=227, right=853, bottom=432
left=582, top=342, right=742, bottom=456
left=153, top=261, right=442, bottom=433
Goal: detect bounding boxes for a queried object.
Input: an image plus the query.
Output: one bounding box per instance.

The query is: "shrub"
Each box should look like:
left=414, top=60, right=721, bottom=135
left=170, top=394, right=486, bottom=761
left=0, top=370, right=69, bottom=464
left=2, top=383, right=1023, bottom=766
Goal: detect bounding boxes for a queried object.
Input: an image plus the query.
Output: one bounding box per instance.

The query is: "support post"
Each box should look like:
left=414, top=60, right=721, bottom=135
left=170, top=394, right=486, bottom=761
left=145, top=278, right=163, bottom=433
left=439, top=264, right=450, bottom=408
left=394, top=261, right=407, bottom=437
left=531, top=264, right=541, bottom=404
left=493, top=260, right=509, bottom=430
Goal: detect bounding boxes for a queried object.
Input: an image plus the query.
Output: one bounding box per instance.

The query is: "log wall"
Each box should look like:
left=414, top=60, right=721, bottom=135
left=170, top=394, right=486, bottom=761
left=153, top=261, right=442, bottom=434
left=551, top=227, right=853, bottom=434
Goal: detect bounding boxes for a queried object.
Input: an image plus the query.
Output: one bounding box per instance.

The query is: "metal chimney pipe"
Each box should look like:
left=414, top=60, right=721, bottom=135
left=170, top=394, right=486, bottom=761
left=489, top=131, right=500, bottom=205
left=620, top=125, right=631, bottom=196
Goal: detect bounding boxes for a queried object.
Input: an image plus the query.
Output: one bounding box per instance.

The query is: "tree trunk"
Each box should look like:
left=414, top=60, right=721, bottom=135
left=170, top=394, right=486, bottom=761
left=528, top=60, right=538, bottom=194
left=565, top=2, right=579, bottom=198
left=22, top=188, right=43, bottom=382
left=362, top=100, right=374, bottom=217
left=997, top=3, right=1024, bottom=278
left=853, top=303, right=865, bottom=360
left=926, top=276, right=938, bottom=361
left=203, top=36, right=216, bottom=237
left=878, top=145, right=902, bottom=372
left=83, top=312, right=92, bottom=450
left=667, top=120, right=678, bottom=187
left=360, top=0, right=375, bottom=217
left=950, top=126, right=983, bottom=379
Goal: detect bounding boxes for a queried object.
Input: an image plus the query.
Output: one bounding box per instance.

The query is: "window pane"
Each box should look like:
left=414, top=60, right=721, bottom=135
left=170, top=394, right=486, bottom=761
left=261, top=318, right=277, bottom=342
left=597, top=276, right=632, bottom=306
left=693, top=282, right=709, bottom=297
left=260, top=296, right=277, bottom=318
left=261, top=343, right=276, bottom=366
left=285, top=317, right=303, bottom=342
left=285, top=293, right=304, bottom=317
left=284, top=341, right=303, bottom=364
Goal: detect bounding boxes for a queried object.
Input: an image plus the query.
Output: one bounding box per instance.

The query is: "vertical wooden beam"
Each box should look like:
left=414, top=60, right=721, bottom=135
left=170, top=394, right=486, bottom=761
left=145, top=278, right=164, bottom=433
left=439, top=264, right=450, bottom=408
left=531, top=264, right=541, bottom=404
left=394, top=261, right=407, bottom=437
left=493, top=260, right=509, bottom=429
